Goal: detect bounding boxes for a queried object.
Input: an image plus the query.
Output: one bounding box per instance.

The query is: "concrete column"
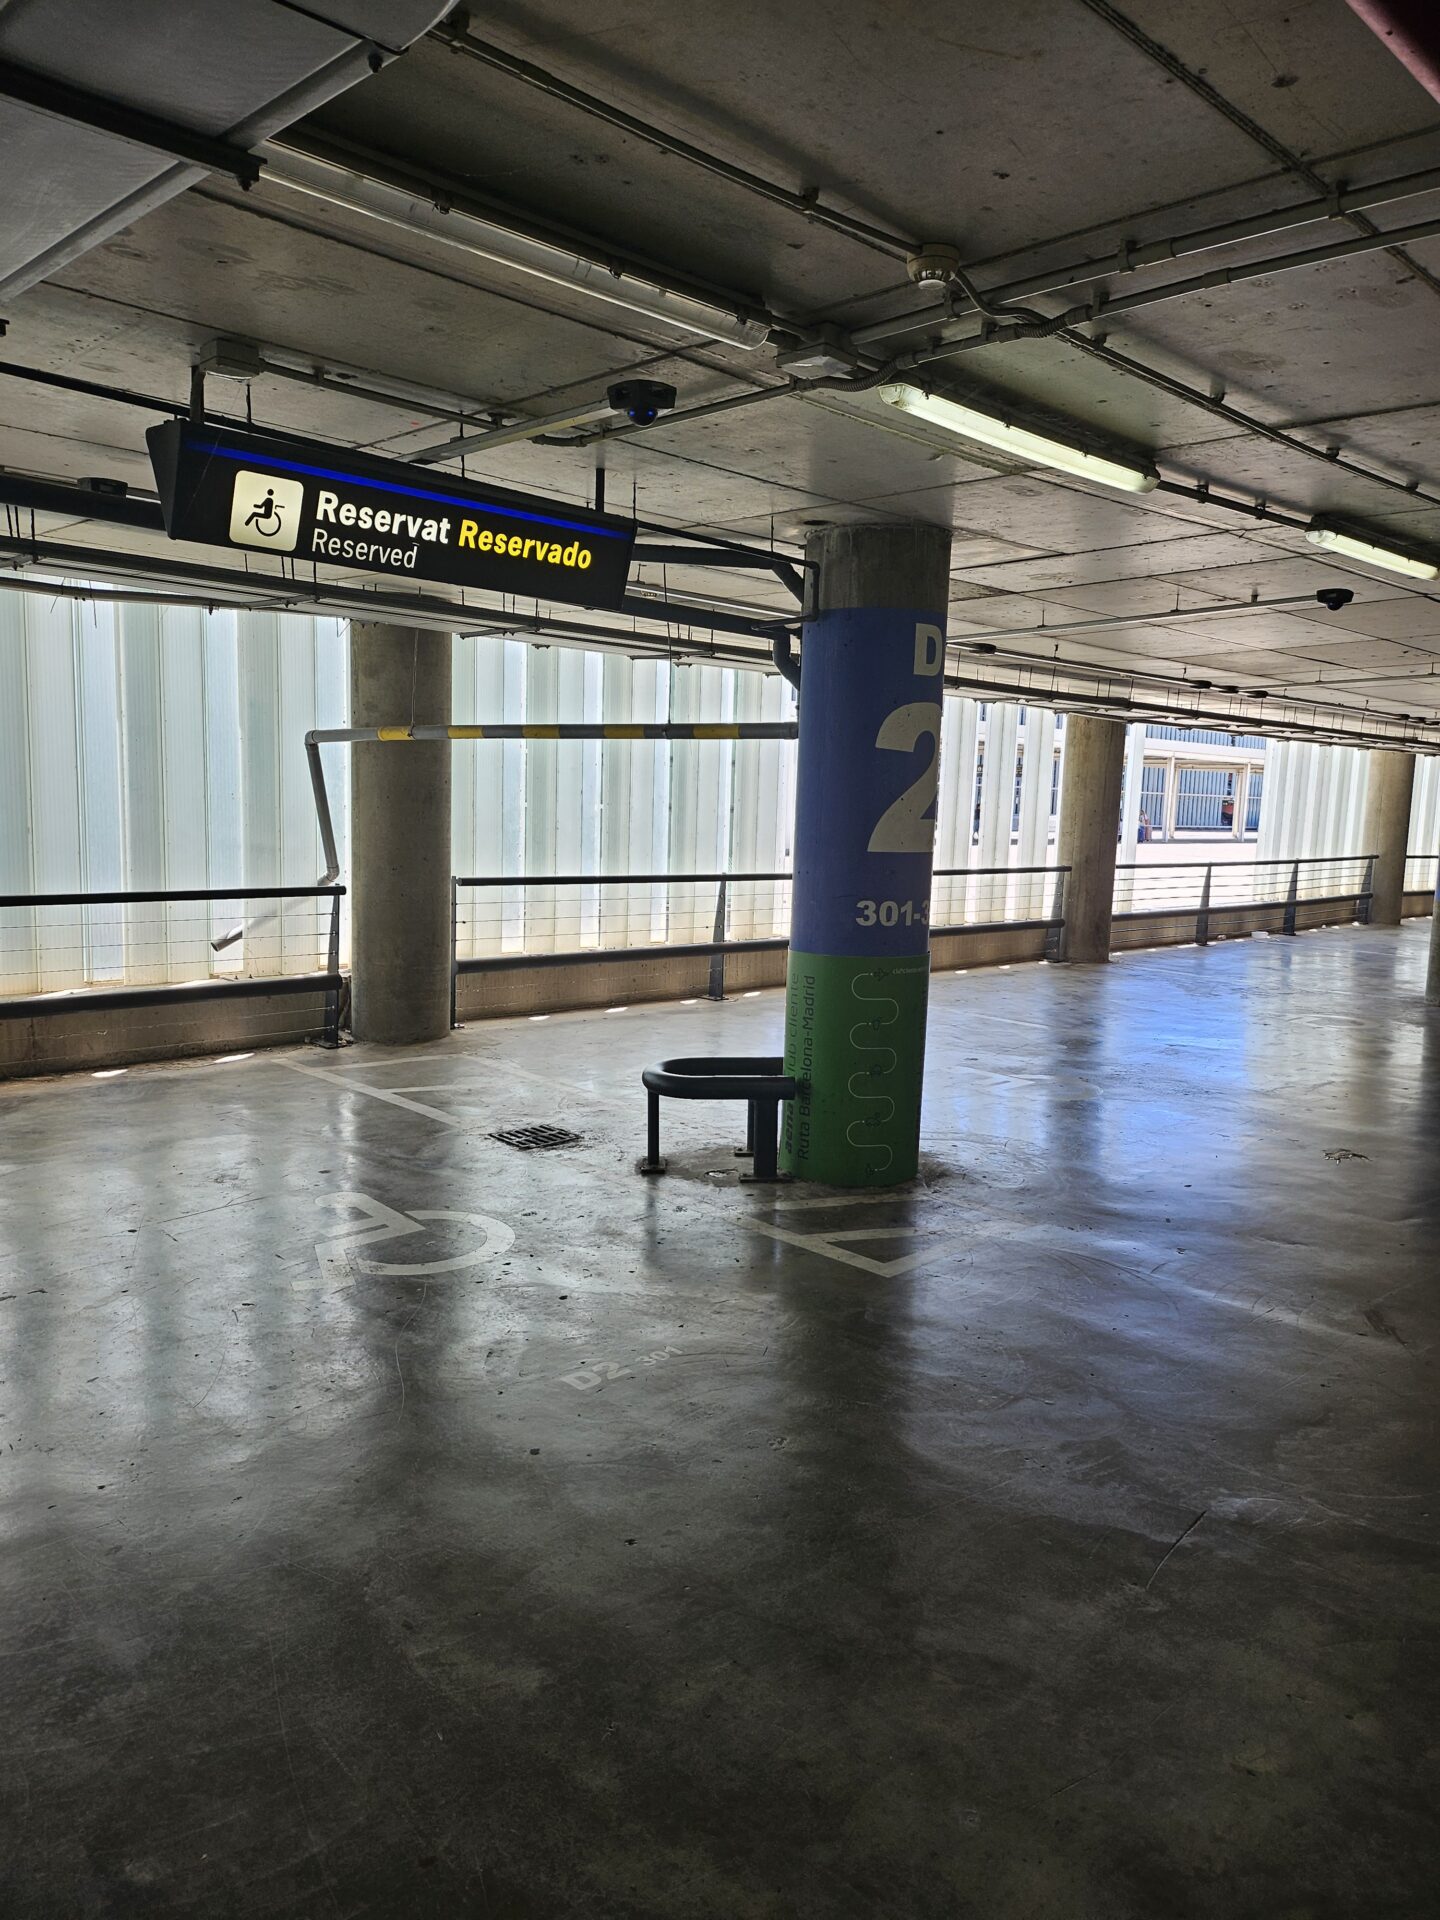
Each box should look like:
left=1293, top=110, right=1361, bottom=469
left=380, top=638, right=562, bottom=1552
left=1361, top=749, right=1416, bottom=927
left=1057, top=714, right=1126, bottom=963
left=349, top=622, right=452, bottom=1043
left=781, top=522, right=952, bottom=1187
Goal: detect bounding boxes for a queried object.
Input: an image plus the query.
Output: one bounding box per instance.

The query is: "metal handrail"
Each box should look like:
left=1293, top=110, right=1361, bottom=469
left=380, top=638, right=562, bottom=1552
left=451, top=865, right=1071, bottom=1014
left=1113, top=854, right=1376, bottom=873
left=0, top=884, right=344, bottom=908
left=455, top=863, right=1068, bottom=886
left=1, top=884, right=347, bottom=1045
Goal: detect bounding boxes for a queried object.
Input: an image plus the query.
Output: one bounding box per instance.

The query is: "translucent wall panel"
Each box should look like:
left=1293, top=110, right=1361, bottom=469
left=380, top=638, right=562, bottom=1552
left=451, top=635, right=796, bottom=959
left=6, top=590, right=1125, bottom=992
left=1407, top=756, right=1439, bottom=861
left=1259, top=741, right=1382, bottom=863
left=0, top=592, right=348, bottom=994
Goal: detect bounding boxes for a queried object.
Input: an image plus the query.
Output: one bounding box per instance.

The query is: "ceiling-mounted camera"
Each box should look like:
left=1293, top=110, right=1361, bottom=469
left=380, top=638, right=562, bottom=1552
left=607, top=379, right=677, bottom=426
left=1315, top=587, right=1355, bottom=612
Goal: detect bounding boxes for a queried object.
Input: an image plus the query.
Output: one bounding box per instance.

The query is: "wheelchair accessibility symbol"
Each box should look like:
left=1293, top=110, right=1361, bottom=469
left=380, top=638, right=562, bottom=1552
left=309, top=1191, right=515, bottom=1288
left=230, top=469, right=303, bottom=552
left=245, top=489, right=284, bottom=537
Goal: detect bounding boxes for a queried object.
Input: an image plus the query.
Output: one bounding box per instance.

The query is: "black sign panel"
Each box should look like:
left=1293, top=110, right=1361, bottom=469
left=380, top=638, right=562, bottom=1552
left=146, top=421, right=637, bottom=611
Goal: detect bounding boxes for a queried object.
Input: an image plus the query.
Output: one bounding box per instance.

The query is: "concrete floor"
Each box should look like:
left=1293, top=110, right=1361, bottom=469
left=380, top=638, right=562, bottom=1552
left=1, top=924, right=1437, bottom=1918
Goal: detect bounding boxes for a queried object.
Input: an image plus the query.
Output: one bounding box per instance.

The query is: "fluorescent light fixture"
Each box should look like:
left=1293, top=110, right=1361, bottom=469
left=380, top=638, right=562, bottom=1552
left=1304, top=522, right=1438, bottom=580
left=876, top=382, right=1159, bottom=493
left=264, top=149, right=770, bottom=350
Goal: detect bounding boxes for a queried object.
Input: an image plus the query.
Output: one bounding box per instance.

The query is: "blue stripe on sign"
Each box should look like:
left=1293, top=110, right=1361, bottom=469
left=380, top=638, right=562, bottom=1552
left=191, top=441, right=628, bottom=540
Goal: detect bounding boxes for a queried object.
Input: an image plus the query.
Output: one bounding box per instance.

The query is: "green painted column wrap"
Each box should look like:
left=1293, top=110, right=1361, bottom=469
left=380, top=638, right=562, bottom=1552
left=781, top=525, right=951, bottom=1185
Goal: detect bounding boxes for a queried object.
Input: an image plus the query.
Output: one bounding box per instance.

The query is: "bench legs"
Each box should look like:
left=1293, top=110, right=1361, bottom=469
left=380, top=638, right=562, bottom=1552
left=638, top=1087, right=668, bottom=1175
left=640, top=1087, right=789, bottom=1182
left=740, top=1098, right=784, bottom=1183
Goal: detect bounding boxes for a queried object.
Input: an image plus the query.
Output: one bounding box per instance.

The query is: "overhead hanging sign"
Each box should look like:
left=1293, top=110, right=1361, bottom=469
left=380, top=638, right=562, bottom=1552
left=146, top=421, right=637, bottom=611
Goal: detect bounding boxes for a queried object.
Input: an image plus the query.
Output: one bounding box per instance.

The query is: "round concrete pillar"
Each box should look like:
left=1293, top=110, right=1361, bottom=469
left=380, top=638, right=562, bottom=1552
left=1361, top=749, right=1416, bottom=928
left=780, top=522, right=952, bottom=1187
left=349, top=622, right=452, bottom=1044
left=1057, top=715, right=1126, bottom=963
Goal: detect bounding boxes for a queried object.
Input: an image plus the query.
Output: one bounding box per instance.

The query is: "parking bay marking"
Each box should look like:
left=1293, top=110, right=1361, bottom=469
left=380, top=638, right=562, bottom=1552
left=310, top=1191, right=514, bottom=1287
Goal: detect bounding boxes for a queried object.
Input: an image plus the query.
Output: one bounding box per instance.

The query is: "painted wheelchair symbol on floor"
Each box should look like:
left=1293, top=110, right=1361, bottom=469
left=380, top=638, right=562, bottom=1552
left=312, top=1191, right=514, bottom=1287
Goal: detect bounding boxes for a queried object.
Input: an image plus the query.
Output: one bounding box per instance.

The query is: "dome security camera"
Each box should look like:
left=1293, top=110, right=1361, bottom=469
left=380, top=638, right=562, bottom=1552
left=1316, top=587, right=1355, bottom=612
left=607, top=380, right=678, bottom=427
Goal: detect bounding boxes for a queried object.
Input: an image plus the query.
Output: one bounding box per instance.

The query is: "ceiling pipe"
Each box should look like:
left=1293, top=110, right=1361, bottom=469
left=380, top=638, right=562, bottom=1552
left=406, top=396, right=622, bottom=461
left=3, top=540, right=1423, bottom=750
left=428, top=13, right=915, bottom=261
left=0, top=57, right=263, bottom=186
left=871, top=212, right=1440, bottom=369
left=6, top=529, right=1424, bottom=750
left=956, top=592, right=1384, bottom=647
left=849, top=159, right=1440, bottom=349
left=430, top=3, right=1440, bottom=332
left=772, top=631, right=802, bottom=692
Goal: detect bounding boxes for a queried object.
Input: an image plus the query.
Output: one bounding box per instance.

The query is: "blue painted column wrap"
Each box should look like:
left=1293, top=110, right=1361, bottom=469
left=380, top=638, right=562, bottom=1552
left=782, top=599, right=947, bottom=1185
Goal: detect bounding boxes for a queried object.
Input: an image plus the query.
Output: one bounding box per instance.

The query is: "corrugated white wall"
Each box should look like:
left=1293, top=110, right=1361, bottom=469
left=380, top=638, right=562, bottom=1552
left=0, top=593, right=347, bottom=994
left=1258, top=739, right=1440, bottom=869
left=4, top=592, right=1074, bottom=985
left=450, top=639, right=799, bottom=956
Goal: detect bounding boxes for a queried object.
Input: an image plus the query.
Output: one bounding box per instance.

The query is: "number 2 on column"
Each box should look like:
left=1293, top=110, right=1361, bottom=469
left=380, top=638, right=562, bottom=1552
left=867, top=702, right=942, bottom=854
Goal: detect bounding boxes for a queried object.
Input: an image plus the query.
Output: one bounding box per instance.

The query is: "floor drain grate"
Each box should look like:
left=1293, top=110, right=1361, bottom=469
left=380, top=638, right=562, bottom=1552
left=490, top=1123, right=582, bottom=1152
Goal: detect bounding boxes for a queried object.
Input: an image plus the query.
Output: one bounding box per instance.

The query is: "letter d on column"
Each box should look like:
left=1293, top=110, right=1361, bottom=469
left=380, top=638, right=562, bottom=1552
left=914, top=623, right=943, bottom=675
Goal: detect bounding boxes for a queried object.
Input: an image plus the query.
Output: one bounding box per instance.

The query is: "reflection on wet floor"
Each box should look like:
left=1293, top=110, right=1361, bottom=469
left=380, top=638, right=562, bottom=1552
left=0, top=924, right=1436, bottom=1917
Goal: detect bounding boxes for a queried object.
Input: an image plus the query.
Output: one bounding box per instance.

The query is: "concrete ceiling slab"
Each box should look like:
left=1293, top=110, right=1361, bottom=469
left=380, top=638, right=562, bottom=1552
left=303, top=3, right=1294, bottom=310
left=1111, top=0, right=1437, bottom=155
left=1157, top=427, right=1440, bottom=523
left=1293, top=595, right=1440, bottom=642
left=1157, top=553, right=1410, bottom=602
left=1023, top=579, right=1242, bottom=618
left=1110, top=247, right=1440, bottom=429
left=6, top=0, right=1440, bottom=734
left=954, top=530, right=1276, bottom=595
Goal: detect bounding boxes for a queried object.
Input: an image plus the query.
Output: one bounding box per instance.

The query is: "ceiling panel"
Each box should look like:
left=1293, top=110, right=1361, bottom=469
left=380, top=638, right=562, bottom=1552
left=954, top=530, right=1272, bottom=594
left=1157, top=425, right=1440, bottom=523
left=303, top=2, right=1285, bottom=313
left=1157, top=553, right=1412, bottom=603
left=5, top=0, right=1440, bottom=736
left=1277, top=636, right=1440, bottom=670
left=1289, top=594, right=1440, bottom=642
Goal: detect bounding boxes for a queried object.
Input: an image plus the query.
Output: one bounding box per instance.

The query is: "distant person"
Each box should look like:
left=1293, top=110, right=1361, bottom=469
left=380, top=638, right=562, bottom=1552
left=1221, top=795, right=1235, bottom=829
left=1138, top=810, right=1151, bottom=843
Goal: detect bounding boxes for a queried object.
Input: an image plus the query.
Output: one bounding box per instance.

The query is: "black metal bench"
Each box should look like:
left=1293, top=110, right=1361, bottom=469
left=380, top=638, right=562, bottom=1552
left=639, top=1055, right=798, bottom=1182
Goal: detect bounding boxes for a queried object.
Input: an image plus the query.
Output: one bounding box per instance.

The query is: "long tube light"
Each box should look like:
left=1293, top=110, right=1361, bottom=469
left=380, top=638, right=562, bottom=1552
left=876, top=381, right=1159, bottom=493
left=262, top=149, right=770, bottom=350
left=1304, top=522, right=1438, bottom=580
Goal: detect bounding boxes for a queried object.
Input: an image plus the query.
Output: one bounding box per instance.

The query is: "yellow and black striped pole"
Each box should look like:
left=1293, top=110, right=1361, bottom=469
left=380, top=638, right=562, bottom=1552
left=298, top=722, right=799, bottom=898
left=309, top=723, right=797, bottom=743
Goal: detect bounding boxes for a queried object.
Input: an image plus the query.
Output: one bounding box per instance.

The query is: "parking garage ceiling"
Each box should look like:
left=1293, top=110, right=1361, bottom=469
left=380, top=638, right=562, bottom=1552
left=4, top=0, right=1440, bottom=746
